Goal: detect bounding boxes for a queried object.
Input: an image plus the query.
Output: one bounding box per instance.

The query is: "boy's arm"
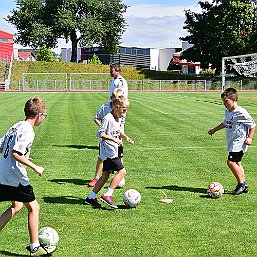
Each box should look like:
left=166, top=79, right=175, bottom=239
left=100, top=133, right=122, bottom=145
left=12, top=150, right=44, bottom=176
left=245, top=127, right=255, bottom=145
left=94, top=118, right=101, bottom=126
left=208, top=123, right=226, bottom=135
left=120, top=132, right=134, bottom=144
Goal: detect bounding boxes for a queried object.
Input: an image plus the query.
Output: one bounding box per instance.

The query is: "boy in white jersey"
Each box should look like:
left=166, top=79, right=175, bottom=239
left=0, top=97, right=56, bottom=256
left=85, top=96, right=134, bottom=208
left=109, top=63, right=128, bottom=99
left=208, top=88, right=255, bottom=195
left=88, top=88, right=125, bottom=187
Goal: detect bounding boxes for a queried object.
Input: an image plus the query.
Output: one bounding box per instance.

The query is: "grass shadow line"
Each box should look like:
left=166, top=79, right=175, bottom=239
left=53, top=144, right=99, bottom=150
left=146, top=185, right=206, bottom=194
left=0, top=250, right=28, bottom=256
left=49, top=178, right=88, bottom=185
left=43, top=196, right=85, bottom=205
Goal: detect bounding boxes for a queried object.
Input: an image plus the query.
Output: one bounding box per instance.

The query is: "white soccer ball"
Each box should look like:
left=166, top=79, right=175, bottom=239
left=38, top=227, right=59, bottom=246
left=123, top=189, right=141, bottom=208
left=207, top=182, right=224, bottom=199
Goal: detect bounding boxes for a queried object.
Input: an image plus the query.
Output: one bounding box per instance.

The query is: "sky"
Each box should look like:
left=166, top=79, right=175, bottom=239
left=0, top=0, right=202, bottom=53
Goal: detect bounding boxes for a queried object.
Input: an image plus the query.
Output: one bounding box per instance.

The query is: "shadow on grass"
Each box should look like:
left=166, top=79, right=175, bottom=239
left=146, top=185, right=206, bottom=194
left=43, top=196, right=85, bottom=205
left=53, top=144, right=98, bottom=150
left=0, top=250, right=27, bottom=256
left=49, top=178, right=88, bottom=185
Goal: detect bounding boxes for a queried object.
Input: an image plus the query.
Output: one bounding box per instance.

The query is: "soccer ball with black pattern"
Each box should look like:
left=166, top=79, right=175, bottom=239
left=207, top=182, right=224, bottom=199
left=38, top=227, right=59, bottom=246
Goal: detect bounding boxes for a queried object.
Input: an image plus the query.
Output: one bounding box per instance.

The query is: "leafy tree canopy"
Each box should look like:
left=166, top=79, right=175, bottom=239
left=6, top=0, right=127, bottom=62
left=180, top=0, right=257, bottom=72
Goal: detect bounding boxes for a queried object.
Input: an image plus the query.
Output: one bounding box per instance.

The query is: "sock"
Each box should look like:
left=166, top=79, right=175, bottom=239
left=30, top=242, right=40, bottom=251
left=88, top=192, right=97, bottom=199
left=95, top=176, right=99, bottom=179
left=104, top=187, right=114, bottom=197
left=239, top=182, right=245, bottom=187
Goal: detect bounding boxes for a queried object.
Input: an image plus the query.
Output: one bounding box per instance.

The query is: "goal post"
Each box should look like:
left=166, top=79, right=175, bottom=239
left=222, top=53, right=257, bottom=91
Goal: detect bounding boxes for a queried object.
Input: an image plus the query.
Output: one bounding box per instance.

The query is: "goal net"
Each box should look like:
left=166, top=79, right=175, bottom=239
left=22, top=73, right=68, bottom=91
left=222, top=53, right=257, bottom=91
left=69, top=73, right=110, bottom=90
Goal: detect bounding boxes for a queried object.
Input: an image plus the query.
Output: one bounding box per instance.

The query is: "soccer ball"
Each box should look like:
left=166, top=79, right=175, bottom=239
left=117, top=177, right=125, bottom=188
left=207, top=182, right=224, bottom=199
left=38, top=227, right=59, bottom=246
left=123, top=189, right=141, bottom=207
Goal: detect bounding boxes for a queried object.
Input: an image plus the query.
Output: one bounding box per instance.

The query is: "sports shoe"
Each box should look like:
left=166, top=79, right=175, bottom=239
left=233, top=184, right=245, bottom=195
left=243, top=185, right=249, bottom=193
left=85, top=197, right=101, bottom=208
left=29, top=245, right=56, bottom=256
left=100, top=195, right=118, bottom=209
left=88, top=178, right=99, bottom=187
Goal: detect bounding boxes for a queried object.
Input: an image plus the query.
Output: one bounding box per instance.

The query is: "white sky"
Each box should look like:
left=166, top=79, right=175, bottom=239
left=0, top=0, right=202, bottom=53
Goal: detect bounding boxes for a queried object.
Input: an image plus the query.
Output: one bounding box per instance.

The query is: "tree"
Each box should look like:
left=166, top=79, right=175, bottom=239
left=6, top=0, right=127, bottom=62
left=180, top=0, right=257, bottom=72
left=35, top=45, right=55, bottom=62
left=87, top=53, right=102, bottom=64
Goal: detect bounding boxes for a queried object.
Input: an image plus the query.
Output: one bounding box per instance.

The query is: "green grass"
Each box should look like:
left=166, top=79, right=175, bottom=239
left=0, top=92, right=257, bottom=257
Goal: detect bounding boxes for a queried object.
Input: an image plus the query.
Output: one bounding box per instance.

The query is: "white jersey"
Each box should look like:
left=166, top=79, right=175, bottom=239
left=222, top=106, right=256, bottom=152
left=94, top=101, right=112, bottom=122
left=109, top=75, right=128, bottom=99
left=0, top=121, right=35, bottom=186
left=97, top=113, right=121, bottom=160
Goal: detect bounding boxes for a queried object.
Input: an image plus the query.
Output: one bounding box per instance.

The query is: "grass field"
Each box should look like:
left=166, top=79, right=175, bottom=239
left=0, top=91, right=257, bottom=257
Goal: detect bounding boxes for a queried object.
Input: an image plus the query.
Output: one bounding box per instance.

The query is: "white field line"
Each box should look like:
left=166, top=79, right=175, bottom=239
left=131, top=99, right=168, bottom=115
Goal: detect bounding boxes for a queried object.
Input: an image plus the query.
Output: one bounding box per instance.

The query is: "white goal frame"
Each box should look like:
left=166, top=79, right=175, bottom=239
left=222, top=53, right=257, bottom=91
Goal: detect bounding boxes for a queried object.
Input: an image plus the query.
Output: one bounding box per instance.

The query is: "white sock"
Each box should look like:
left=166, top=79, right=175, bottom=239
left=104, top=187, right=114, bottom=197
left=95, top=176, right=99, bottom=179
left=30, top=242, right=40, bottom=251
left=88, top=192, right=97, bottom=199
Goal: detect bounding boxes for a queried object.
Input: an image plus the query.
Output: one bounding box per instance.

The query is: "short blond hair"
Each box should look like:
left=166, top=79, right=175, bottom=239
left=112, top=95, right=129, bottom=108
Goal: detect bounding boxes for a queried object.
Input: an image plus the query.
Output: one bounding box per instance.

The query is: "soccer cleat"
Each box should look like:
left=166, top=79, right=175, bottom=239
left=243, top=185, right=249, bottom=193
left=233, top=184, right=245, bottom=195
left=85, top=197, right=101, bottom=208
left=100, top=195, right=118, bottom=209
left=88, top=178, right=99, bottom=187
left=29, top=245, right=56, bottom=256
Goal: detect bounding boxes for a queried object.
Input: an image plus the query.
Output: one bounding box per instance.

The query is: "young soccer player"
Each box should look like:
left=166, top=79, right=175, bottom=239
left=85, top=96, right=134, bottom=208
left=208, top=88, right=256, bottom=195
left=0, top=97, right=56, bottom=256
left=88, top=88, right=125, bottom=187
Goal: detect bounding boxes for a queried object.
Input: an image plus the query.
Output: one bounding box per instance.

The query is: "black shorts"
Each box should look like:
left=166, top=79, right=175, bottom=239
left=0, top=183, right=36, bottom=203
left=228, top=151, right=244, bottom=162
left=103, top=157, right=124, bottom=173
left=118, top=145, right=124, bottom=158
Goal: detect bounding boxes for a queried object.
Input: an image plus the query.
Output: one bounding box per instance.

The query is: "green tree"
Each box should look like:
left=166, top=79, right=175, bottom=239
left=35, top=45, right=55, bottom=62
left=180, top=0, right=257, bottom=72
left=87, top=53, right=102, bottom=64
left=6, top=0, right=127, bottom=62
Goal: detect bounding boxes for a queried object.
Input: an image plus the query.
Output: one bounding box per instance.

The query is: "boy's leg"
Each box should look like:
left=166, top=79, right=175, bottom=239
left=24, top=200, right=40, bottom=244
left=227, top=160, right=244, bottom=183
left=88, top=157, right=103, bottom=187
left=109, top=168, right=126, bottom=190
left=0, top=201, right=23, bottom=230
left=93, top=171, right=110, bottom=194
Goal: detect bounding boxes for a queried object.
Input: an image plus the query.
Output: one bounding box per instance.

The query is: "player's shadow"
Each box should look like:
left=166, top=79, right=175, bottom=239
left=0, top=250, right=28, bottom=256
left=53, top=144, right=98, bottom=150
left=49, top=178, right=88, bottom=185
left=146, top=185, right=206, bottom=194
left=43, top=196, right=85, bottom=205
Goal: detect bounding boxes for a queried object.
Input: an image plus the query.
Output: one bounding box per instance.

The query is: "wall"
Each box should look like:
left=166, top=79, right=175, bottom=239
left=0, top=30, right=13, bottom=60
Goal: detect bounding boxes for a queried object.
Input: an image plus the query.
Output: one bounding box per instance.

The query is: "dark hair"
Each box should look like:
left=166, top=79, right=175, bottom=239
left=221, top=88, right=238, bottom=101
left=24, top=96, right=46, bottom=118
left=110, top=63, right=121, bottom=72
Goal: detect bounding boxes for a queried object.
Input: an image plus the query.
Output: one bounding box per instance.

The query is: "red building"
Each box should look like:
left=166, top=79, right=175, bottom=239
left=0, top=30, right=14, bottom=60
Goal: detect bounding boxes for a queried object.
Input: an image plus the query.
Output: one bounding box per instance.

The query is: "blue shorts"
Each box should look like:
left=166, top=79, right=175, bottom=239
left=228, top=151, right=244, bottom=162
left=103, top=157, right=124, bottom=173
left=0, top=183, right=36, bottom=203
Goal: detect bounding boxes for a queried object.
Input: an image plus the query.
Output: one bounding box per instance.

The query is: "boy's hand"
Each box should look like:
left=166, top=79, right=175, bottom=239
left=126, top=136, right=134, bottom=145
left=34, top=166, right=44, bottom=176
left=245, top=137, right=252, bottom=145
left=113, top=137, right=122, bottom=146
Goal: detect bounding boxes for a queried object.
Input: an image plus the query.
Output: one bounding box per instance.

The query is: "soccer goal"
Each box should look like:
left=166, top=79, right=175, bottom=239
left=222, top=53, right=257, bottom=91
left=69, top=73, right=110, bottom=90
left=22, top=73, right=68, bottom=91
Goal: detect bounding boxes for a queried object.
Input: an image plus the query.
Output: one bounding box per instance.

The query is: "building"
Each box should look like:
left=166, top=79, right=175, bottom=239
left=0, top=30, right=14, bottom=60
left=61, top=46, right=181, bottom=71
